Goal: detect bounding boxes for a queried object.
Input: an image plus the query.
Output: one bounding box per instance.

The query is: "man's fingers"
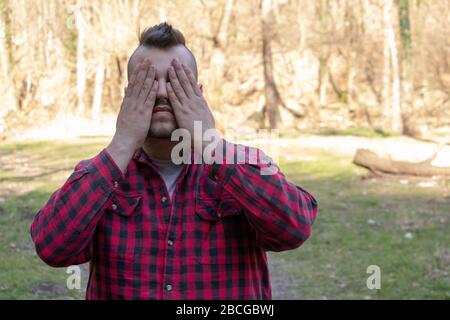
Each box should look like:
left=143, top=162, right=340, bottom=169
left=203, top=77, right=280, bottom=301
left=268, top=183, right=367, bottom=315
left=136, top=60, right=153, bottom=98
left=143, top=80, right=159, bottom=111
left=124, top=85, right=132, bottom=98
left=127, top=74, right=137, bottom=94
left=137, top=65, right=155, bottom=105
left=137, top=76, right=154, bottom=107
left=172, top=59, right=194, bottom=98
left=168, top=66, right=187, bottom=102
left=128, top=59, right=144, bottom=88
left=132, top=59, right=152, bottom=97
left=166, top=82, right=181, bottom=109
left=182, top=63, right=202, bottom=96
left=125, top=63, right=141, bottom=97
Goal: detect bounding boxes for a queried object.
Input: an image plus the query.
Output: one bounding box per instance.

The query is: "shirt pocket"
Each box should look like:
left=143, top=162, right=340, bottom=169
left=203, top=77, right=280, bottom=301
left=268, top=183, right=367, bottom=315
left=195, top=196, right=242, bottom=221
left=108, top=190, right=142, bottom=217
left=97, top=191, right=142, bottom=262
left=194, top=195, right=245, bottom=265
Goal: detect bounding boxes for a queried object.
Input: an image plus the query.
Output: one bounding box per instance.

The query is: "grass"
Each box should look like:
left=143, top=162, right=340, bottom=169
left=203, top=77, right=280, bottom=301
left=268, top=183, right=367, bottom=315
left=0, top=137, right=449, bottom=299
left=315, top=127, right=393, bottom=137
left=278, top=127, right=394, bottom=138
left=270, top=150, right=450, bottom=299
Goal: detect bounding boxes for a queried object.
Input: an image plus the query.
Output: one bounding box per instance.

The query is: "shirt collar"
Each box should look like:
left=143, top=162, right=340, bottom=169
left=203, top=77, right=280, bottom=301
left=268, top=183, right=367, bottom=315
left=132, top=147, right=196, bottom=167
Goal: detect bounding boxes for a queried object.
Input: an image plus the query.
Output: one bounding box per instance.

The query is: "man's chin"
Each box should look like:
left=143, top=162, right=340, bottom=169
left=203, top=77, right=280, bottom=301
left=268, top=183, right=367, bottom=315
left=147, top=126, right=177, bottom=139
left=147, top=132, right=173, bottom=139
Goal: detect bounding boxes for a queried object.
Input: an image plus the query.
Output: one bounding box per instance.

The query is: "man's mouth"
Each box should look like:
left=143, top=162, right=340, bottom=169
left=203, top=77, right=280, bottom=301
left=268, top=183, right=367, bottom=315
left=153, top=105, right=173, bottom=114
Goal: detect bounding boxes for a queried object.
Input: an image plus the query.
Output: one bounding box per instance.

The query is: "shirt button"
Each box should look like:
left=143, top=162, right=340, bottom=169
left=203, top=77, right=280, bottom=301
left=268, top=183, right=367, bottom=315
left=168, top=240, right=174, bottom=246
left=217, top=212, right=222, bottom=218
left=166, top=284, right=172, bottom=291
left=113, top=181, right=119, bottom=188
left=111, top=204, right=118, bottom=210
left=161, top=196, right=167, bottom=203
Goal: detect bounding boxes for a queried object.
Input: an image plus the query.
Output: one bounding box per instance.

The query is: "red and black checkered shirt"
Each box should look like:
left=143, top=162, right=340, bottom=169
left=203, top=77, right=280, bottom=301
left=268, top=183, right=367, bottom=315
left=30, top=139, right=317, bottom=299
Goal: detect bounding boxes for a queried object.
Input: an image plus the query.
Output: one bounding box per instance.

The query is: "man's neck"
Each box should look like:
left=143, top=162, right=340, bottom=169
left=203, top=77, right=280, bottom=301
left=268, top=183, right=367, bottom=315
left=142, top=137, right=178, bottom=161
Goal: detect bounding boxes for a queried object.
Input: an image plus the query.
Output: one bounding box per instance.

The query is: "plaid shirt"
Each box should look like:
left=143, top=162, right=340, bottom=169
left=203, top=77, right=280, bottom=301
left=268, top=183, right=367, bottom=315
left=30, top=140, right=317, bottom=299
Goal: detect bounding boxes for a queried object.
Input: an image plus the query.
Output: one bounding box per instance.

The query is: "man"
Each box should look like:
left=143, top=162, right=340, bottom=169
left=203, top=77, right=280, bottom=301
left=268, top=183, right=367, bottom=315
left=30, top=22, right=317, bottom=300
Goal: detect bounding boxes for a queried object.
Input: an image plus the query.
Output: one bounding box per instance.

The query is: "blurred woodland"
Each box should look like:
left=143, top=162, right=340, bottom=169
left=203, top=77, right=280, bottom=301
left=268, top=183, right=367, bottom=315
left=0, top=0, right=450, bottom=140
left=0, top=1, right=449, bottom=299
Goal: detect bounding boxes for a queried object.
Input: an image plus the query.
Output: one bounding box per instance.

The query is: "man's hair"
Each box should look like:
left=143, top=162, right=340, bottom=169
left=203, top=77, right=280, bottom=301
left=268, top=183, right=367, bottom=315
left=137, top=22, right=197, bottom=79
left=139, top=22, right=186, bottom=48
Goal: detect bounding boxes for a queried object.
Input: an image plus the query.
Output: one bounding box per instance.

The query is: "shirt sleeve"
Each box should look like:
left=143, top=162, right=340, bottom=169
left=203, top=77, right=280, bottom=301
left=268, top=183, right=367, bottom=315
left=30, top=148, right=125, bottom=267
left=203, top=139, right=318, bottom=252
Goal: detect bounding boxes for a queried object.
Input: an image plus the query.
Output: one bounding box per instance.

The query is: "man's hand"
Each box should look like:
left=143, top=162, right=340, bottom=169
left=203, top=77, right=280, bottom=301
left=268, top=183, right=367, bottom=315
left=107, top=58, right=158, bottom=173
left=166, top=58, right=219, bottom=155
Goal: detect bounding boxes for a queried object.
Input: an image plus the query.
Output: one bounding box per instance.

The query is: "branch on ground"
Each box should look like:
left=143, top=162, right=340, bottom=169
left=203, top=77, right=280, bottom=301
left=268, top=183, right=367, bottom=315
left=353, top=148, right=450, bottom=177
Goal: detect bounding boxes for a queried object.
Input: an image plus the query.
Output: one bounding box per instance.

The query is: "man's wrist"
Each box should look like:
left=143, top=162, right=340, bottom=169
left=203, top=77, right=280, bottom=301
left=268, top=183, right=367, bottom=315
left=108, top=134, right=138, bottom=153
left=106, top=135, right=137, bottom=173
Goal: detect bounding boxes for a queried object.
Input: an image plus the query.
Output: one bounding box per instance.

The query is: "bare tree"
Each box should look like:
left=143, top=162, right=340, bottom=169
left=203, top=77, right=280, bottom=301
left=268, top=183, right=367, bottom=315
left=318, top=0, right=329, bottom=108
left=91, top=61, right=105, bottom=121
left=76, top=0, right=86, bottom=115
left=398, top=0, right=415, bottom=135
left=0, top=0, right=16, bottom=118
left=0, top=0, right=449, bottom=139
left=383, top=0, right=402, bottom=133
left=261, top=0, right=281, bottom=129
left=209, top=0, right=234, bottom=92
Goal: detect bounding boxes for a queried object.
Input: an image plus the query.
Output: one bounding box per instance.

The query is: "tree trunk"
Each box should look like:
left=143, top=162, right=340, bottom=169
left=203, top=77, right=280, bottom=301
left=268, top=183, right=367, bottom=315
left=353, top=149, right=450, bottom=177
left=159, top=5, right=167, bottom=22
left=261, top=0, right=281, bottom=129
left=398, top=0, right=415, bottom=135
left=318, top=0, right=329, bottom=108
left=344, top=0, right=357, bottom=108
left=383, top=0, right=402, bottom=133
left=382, top=2, right=391, bottom=121
left=0, top=3, right=16, bottom=115
left=76, top=0, right=86, bottom=115
left=399, top=0, right=412, bottom=88
left=208, top=0, right=234, bottom=112
left=91, top=62, right=105, bottom=121
left=297, top=0, right=306, bottom=49
left=413, top=0, right=430, bottom=117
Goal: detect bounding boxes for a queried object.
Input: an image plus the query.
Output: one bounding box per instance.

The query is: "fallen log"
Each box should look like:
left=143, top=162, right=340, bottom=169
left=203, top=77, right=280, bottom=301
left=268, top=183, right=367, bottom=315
left=353, top=149, right=450, bottom=177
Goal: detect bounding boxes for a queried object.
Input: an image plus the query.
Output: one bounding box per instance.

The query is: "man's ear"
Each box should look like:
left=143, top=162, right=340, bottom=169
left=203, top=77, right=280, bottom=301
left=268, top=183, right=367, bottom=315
left=199, top=83, right=203, bottom=94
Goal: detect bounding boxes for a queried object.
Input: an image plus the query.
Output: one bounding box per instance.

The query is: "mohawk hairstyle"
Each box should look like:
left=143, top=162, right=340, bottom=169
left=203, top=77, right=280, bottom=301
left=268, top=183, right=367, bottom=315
left=132, top=22, right=198, bottom=79
left=139, top=22, right=186, bottom=48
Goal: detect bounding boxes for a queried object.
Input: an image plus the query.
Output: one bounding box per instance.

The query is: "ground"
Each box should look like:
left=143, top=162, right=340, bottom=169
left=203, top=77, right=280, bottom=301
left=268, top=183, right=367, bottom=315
left=0, top=135, right=449, bottom=299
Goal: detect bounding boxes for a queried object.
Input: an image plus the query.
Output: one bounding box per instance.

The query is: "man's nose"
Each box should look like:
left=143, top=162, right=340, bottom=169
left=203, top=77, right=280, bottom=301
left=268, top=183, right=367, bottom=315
left=156, top=79, right=168, bottom=100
